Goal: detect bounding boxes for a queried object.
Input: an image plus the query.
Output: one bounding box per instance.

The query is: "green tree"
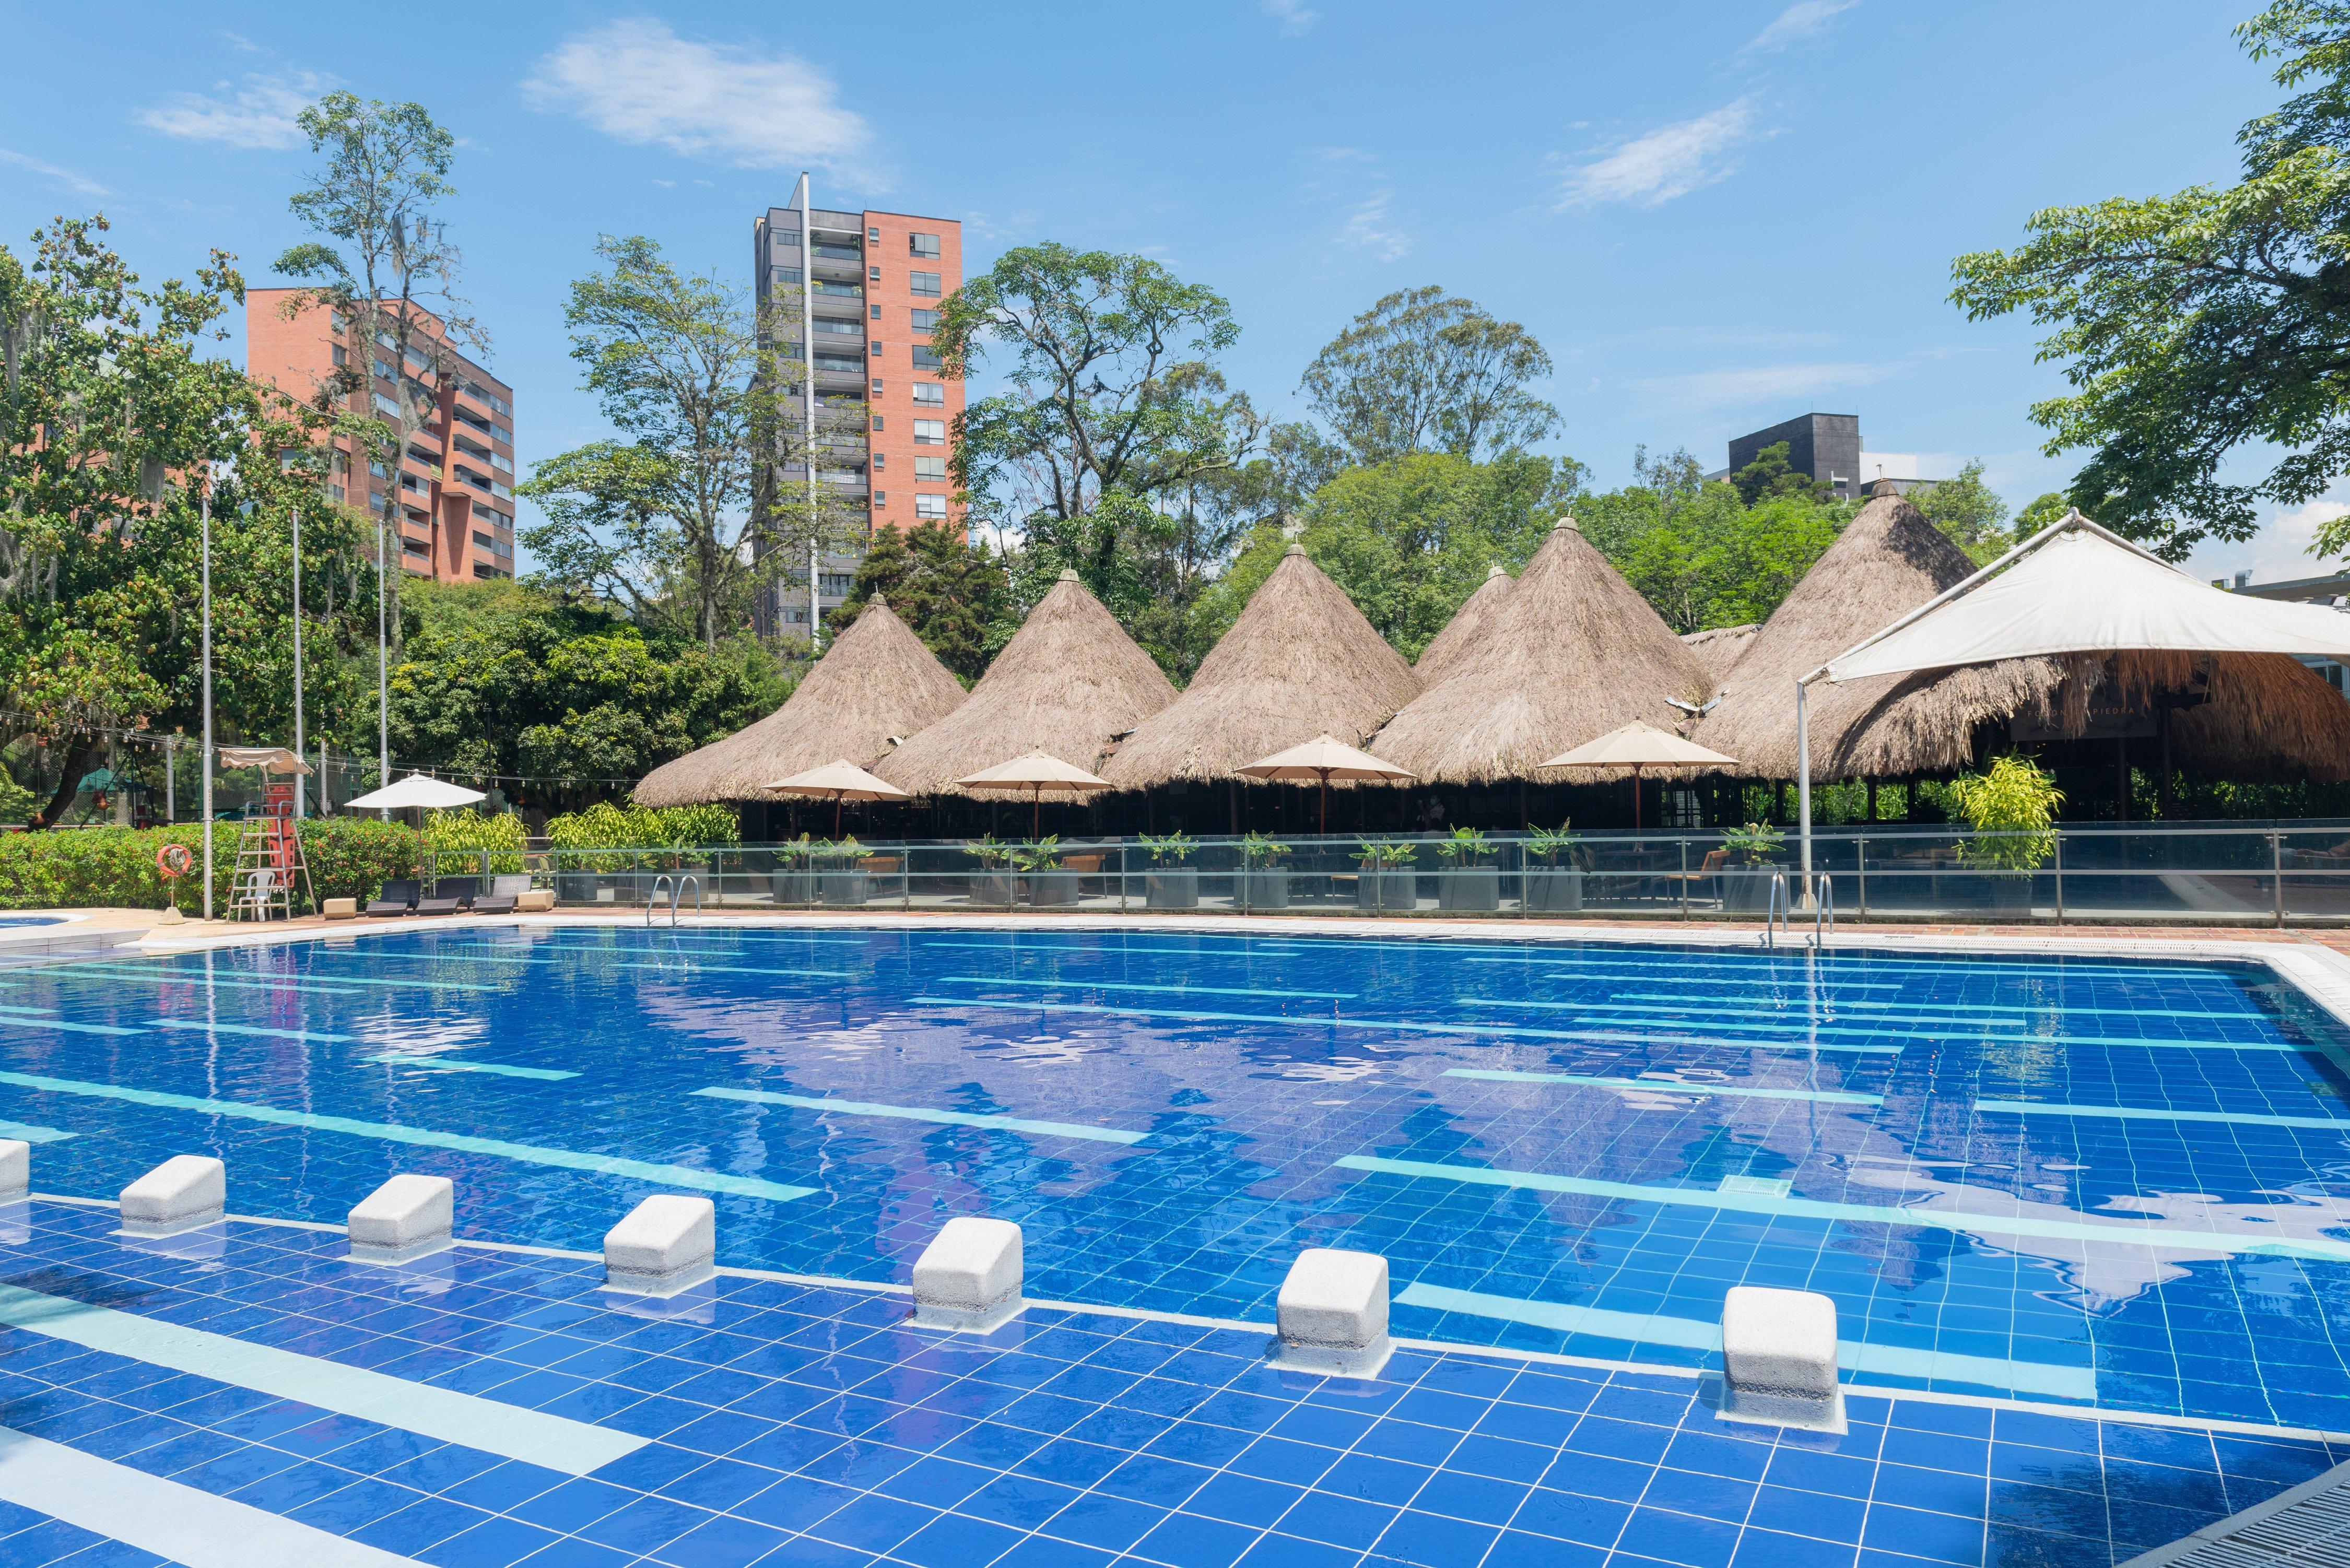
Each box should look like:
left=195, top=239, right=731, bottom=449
left=932, top=242, right=1241, bottom=523
left=1729, top=441, right=1836, bottom=506
left=1298, top=287, right=1560, bottom=466
left=1577, top=455, right=1852, bottom=633
left=1204, top=452, right=1579, bottom=657
left=828, top=520, right=1011, bottom=681
left=1, top=217, right=375, bottom=827
left=1913, top=459, right=2013, bottom=563
left=522, top=235, right=846, bottom=649
left=1951, top=2, right=2350, bottom=558
left=2014, top=491, right=2072, bottom=539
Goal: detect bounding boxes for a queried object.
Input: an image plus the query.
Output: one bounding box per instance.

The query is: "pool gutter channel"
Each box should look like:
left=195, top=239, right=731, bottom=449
left=27, top=1192, right=2349, bottom=1451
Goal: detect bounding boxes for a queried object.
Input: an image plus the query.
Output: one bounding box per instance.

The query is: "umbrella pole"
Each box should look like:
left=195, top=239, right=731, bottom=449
left=1633, top=767, right=1642, bottom=832
left=1319, top=771, right=1329, bottom=837
left=1032, top=786, right=1040, bottom=839
left=834, top=795, right=842, bottom=837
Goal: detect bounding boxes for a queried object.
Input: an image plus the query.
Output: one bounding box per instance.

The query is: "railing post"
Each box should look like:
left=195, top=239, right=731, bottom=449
left=1679, top=836, right=1689, bottom=921
left=2275, top=831, right=2286, bottom=928
left=1856, top=836, right=1867, bottom=924
left=2053, top=832, right=2064, bottom=926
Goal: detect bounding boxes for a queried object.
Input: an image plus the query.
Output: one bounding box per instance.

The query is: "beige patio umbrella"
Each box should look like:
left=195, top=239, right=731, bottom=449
left=1238, top=733, right=1415, bottom=835
left=1541, top=721, right=1736, bottom=830
left=766, top=759, right=909, bottom=836
left=956, top=753, right=1113, bottom=836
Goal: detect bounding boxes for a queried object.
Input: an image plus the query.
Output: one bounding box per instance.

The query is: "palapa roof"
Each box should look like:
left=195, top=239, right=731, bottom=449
left=1681, top=623, right=1758, bottom=685
left=1100, top=545, right=1421, bottom=790
left=1688, top=489, right=2350, bottom=781
left=1414, top=564, right=1514, bottom=685
left=1368, top=518, right=1712, bottom=784
left=632, top=599, right=967, bottom=807
left=875, top=571, right=1176, bottom=797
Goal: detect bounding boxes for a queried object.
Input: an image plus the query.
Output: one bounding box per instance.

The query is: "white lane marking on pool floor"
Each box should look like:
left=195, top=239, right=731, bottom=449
left=1443, top=1068, right=1883, bottom=1106
left=362, top=1054, right=579, bottom=1081
left=338, top=948, right=852, bottom=980
left=935, top=973, right=1356, bottom=1001
left=52, top=962, right=496, bottom=995
left=1335, top=1154, right=2350, bottom=1262
left=0, top=1119, right=73, bottom=1142
left=153, top=1018, right=352, bottom=1043
left=0, top=1013, right=142, bottom=1038
left=907, top=996, right=1905, bottom=1053
left=0, top=1425, right=426, bottom=1568
left=1394, top=1282, right=2098, bottom=1401
left=695, top=1086, right=1148, bottom=1143
left=0, top=1070, right=816, bottom=1201
left=0, top=1284, right=645, bottom=1477
left=1976, top=1099, right=2350, bottom=1134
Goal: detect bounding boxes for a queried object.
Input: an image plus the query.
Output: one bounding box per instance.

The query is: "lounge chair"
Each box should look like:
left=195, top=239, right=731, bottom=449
left=364, top=879, right=419, bottom=917
left=413, top=877, right=478, bottom=917
left=470, top=874, right=532, bottom=916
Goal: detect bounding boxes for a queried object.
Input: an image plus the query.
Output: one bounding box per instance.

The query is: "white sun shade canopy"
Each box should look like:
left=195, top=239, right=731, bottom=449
left=765, top=759, right=909, bottom=801
left=1238, top=734, right=1414, bottom=783
left=1541, top=720, right=1736, bottom=770
left=955, top=753, right=1113, bottom=793
left=342, top=773, right=486, bottom=810
left=1827, top=514, right=2350, bottom=683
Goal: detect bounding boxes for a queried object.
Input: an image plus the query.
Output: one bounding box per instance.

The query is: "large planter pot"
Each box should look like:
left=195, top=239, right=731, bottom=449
left=1239, top=869, right=1290, bottom=910
left=555, top=871, right=598, bottom=904
left=1982, top=874, right=2034, bottom=914
left=970, top=870, right=1018, bottom=907
left=1524, top=867, right=1583, bottom=912
left=1357, top=869, right=1416, bottom=911
left=817, top=871, right=871, bottom=906
left=1438, top=865, right=1500, bottom=912
left=768, top=871, right=813, bottom=904
left=1723, top=864, right=1783, bottom=914
left=1146, top=868, right=1200, bottom=910
left=1027, top=870, right=1080, bottom=907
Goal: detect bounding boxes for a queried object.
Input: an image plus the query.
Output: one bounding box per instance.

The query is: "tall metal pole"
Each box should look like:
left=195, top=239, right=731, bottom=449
left=798, top=171, right=822, bottom=652
left=376, top=514, right=390, bottom=808
left=291, top=507, right=305, bottom=817
left=163, top=735, right=175, bottom=823
left=1795, top=676, right=1813, bottom=909
left=201, top=485, right=215, bottom=921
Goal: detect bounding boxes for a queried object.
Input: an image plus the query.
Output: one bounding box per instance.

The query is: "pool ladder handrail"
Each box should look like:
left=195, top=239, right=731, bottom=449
left=1808, top=874, right=1835, bottom=948
left=647, top=874, right=701, bottom=927
left=1761, top=871, right=1788, bottom=948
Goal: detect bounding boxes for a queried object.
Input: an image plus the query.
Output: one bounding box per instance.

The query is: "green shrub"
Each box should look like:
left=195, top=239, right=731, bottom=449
left=1239, top=832, right=1289, bottom=866
left=544, top=801, right=739, bottom=851
left=1139, top=831, right=1195, bottom=865
left=1435, top=827, right=1491, bottom=864
left=1722, top=821, right=1785, bottom=864
left=425, top=808, right=526, bottom=875
left=0, top=818, right=418, bottom=912
left=1952, top=755, right=2064, bottom=872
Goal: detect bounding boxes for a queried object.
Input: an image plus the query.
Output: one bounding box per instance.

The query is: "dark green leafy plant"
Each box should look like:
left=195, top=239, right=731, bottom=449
left=1525, top=820, right=1582, bottom=867
left=1722, top=822, right=1785, bottom=864
left=1355, top=837, right=1417, bottom=869
left=1952, top=756, right=2065, bottom=872
left=1013, top=836, right=1064, bottom=873
left=970, top=834, right=1014, bottom=869
left=1435, top=826, right=1490, bottom=865
left=1239, top=832, right=1289, bottom=867
left=1139, top=831, right=1195, bottom=866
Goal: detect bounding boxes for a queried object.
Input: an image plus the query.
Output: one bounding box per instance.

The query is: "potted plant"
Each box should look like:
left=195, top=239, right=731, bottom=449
left=1139, top=831, right=1199, bottom=909
left=1523, top=821, right=1585, bottom=912
left=1018, top=836, right=1079, bottom=906
left=1720, top=821, right=1785, bottom=914
left=968, top=834, right=1017, bottom=906
left=768, top=833, right=815, bottom=905
left=1952, top=755, right=2063, bottom=915
left=1239, top=832, right=1290, bottom=910
left=1435, top=827, right=1499, bottom=911
left=1355, top=838, right=1418, bottom=911
left=814, top=835, right=869, bottom=904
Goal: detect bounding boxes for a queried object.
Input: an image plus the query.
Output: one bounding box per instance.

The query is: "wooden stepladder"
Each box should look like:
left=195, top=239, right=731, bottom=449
left=227, top=779, right=313, bottom=922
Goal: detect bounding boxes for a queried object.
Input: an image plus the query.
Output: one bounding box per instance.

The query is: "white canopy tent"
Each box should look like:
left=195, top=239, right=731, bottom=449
left=1793, top=511, right=2350, bottom=889
left=342, top=774, right=487, bottom=811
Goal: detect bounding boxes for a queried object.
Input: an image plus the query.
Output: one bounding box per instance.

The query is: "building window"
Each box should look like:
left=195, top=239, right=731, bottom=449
left=910, top=309, right=939, bottom=331
left=914, top=494, right=947, bottom=520
left=871, top=379, right=885, bottom=394
left=772, top=231, right=799, bottom=250
left=403, top=537, right=430, bottom=556
left=772, top=265, right=802, bottom=286
left=870, top=304, right=881, bottom=320
left=872, top=453, right=886, bottom=469
left=873, top=491, right=887, bottom=506
left=813, top=319, right=861, bottom=336
left=867, top=227, right=880, bottom=243
left=871, top=340, right=883, bottom=356
left=473, top=531, right=494, bottom=548
left=872, top=415, right=885, bottom=431
left=913, top=419, right=945, bottom=444
left=910, top=270, right=941, bottom=297
left=868, top=266, right=880, bottom=282
left=909, top=233, right=941, bottom=258
left=913, top=383, right=945, bottom=406
left=914, top=455, right=947, bottom=480
left=911, top=346, right=942, bottom=370
left=331, top=345, right=347, bottom=368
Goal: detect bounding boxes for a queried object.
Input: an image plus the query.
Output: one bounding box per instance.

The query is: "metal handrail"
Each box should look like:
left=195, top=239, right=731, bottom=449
left=1810, top=874, right=1836, bottom=948
left=673, top=874, right=701, bottom=926
left=647, top=874, right=673, bottom=926
left=1762, top=872, right=1788, bottom=948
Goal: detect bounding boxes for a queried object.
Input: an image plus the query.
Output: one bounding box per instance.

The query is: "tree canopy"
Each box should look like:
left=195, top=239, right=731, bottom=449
left=1298, top=286, right=1560, bottom=467
left=828, top=520, right=1009, bottom=682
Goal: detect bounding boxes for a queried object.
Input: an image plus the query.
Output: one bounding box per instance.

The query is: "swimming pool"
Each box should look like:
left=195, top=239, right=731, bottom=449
left=2, top=923, right=2345, bottom=1432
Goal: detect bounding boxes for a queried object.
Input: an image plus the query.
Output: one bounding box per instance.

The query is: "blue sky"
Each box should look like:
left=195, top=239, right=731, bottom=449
left=0, top=2, right=2314, bottom=586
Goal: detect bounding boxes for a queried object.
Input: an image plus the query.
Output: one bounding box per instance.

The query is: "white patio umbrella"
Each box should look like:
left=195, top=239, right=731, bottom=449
left=766, top=759, right=909, bottom=836
left=1238, top=733, right=1414, bottom=835
left=956, top=753, right=1112, bottom=836
left=1541, top=721, right=1736, bottom=830
left=1791, top=510, right=2350, bottom=887
left=342, top=773, right=485, bottom=811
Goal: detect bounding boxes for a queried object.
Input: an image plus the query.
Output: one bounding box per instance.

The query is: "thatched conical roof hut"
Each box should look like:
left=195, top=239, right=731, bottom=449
left=1368, top=518, right=1711, bottom=783
left=875, top=571, right=1177, bottom=797
left=1414, top=564, right=1514, bottom=686
left=1100, top=545, right=1420, bottom=789
left=1682, top=623, right=1758, bottom=685
left=1690, top=488, right=2350, bottom=781
left=633, top=599, right=967, bottom=806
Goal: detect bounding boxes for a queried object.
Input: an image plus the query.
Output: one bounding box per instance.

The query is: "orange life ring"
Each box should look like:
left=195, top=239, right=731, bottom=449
left=156, top=843, right=193, bottom=879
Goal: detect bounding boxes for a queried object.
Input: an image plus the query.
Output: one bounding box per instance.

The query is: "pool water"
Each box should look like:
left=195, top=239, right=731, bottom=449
left=3, top=924, right=2346, bottom=1432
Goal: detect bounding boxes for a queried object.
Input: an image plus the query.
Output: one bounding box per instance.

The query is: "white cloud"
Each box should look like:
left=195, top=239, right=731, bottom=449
left=1338, top=190, right=1410, bottom=261
left=1262, top=0, right=1318, bottom=33
left=1552, top=98, right=1760, bottom=210
left=0, top=148, right=108, bottom=197
left=523, top=19, right=869, bottom=175
left=2184, top=497, right=2350, bottom=587
left=137, top=73, right=320, bottom=149
left=1745, top=0, right=1859, bottom=52
left=1630, top=357, right=1911, bottom=412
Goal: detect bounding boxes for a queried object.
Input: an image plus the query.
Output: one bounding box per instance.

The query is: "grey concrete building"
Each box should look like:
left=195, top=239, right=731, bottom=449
left=1726, top=412, right=1862, bottom=500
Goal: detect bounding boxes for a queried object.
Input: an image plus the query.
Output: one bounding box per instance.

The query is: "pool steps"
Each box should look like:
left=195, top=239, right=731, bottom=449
left=910, top=1216, right=1025, bottom=1331
left=0, top=1140, right=23, bottom=1201
left=116, top=1154, right=224, bottom=1238
left=344, top=1174, right=453, bottom=1265
left=1273, top=1247, right=1394, bottom=1378
left=600, top=1194, right=715, bottom=1296
left=1719, top=1284, right=1846, bottom=1433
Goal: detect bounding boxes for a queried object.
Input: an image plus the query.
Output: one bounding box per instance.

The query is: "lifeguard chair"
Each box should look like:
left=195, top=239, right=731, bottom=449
left=219, top=748, right=316, bottom=921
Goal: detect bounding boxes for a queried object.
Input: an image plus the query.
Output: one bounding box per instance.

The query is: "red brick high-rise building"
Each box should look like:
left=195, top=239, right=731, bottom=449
left=246, top=289, right=519, bottom=583
left=752, top=180, right=965, bottom=639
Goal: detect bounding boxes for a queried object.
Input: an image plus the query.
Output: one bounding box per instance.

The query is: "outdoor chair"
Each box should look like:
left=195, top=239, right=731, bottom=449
left=364, top=879, right=419, bottom=917
left=413, top=877, right=478, bottom=917
left=469, top=874, right=532, bottom=916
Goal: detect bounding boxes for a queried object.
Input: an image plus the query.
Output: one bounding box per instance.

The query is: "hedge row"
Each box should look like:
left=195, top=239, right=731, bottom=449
left=0, top=819, right=420, bottom=913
